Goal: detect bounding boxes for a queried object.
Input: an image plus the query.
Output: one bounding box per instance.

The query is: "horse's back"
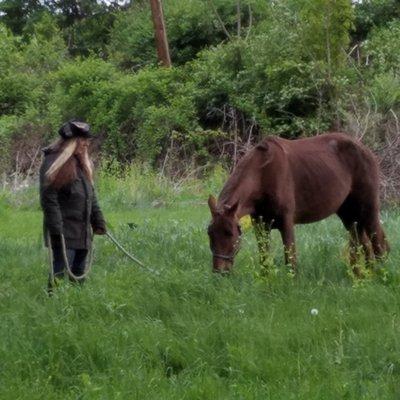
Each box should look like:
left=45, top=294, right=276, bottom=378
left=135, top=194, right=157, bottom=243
left=273, top=133, right=379, bottom=223
left=279, top=132, right=378, bottom=181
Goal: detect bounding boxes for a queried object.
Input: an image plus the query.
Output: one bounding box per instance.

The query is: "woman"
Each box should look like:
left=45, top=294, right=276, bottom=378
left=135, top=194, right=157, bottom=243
left=40, top=120, right=106, bottom=289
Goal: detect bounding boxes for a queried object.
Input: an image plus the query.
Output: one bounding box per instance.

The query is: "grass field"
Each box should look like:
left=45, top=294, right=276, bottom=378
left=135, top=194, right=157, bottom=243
left=1, top=174, right=400, bottom=399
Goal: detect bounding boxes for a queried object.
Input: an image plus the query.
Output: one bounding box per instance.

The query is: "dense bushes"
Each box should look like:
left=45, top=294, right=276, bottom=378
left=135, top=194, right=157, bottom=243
left=0, top=0, right=399, bottom=194
left=109, top=0, right=270, bottom=69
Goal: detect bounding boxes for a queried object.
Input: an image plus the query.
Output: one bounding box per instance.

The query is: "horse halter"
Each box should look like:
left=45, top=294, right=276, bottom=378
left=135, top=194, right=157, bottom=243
left=211, top=225, right=242, bottom=262
left=212, top=251, right=236, bottom=261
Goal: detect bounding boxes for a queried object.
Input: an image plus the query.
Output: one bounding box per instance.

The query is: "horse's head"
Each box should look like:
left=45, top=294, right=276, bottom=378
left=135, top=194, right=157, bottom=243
left=207, top=195, right=242, bottom=273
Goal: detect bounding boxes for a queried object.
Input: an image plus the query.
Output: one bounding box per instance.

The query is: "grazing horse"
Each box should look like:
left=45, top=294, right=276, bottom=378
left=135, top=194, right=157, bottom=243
left=207, top=132, right=389, bottom=274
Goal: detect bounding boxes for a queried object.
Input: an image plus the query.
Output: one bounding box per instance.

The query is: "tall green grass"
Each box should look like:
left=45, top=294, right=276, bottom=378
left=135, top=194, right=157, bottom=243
left=1, top=171, right=400, bottom=399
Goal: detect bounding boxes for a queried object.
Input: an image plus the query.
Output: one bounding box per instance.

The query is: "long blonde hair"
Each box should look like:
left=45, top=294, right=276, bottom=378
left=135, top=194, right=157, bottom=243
left=45, top=138, right=93, bottom=188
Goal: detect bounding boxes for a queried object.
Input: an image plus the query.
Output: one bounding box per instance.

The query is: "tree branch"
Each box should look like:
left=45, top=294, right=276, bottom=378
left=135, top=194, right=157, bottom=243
left=208, top=0, right=232, bottom=40
left=245, top=4, right=253, bottom=41
left=237, top=0, right=241, bottom=37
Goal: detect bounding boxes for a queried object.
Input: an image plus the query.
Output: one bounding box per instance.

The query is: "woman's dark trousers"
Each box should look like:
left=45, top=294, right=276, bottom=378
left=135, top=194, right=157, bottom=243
left=49, top=247, right=89, bottom=288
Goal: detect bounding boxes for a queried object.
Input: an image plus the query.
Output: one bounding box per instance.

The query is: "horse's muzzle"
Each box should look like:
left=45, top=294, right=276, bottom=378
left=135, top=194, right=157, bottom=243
left=212, top=258, right=233, bottom=273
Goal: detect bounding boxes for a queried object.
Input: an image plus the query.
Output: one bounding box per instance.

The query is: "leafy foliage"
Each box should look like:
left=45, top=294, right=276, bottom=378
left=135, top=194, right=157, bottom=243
left=0, top=0, right=398, bottom=179
left=364, top=20, right=400, bottom=74
left=0, top=0, right=45, bottom=35
left=353, top=0, right=400, bottom=41
left=0, top=0, right=126, bottom=56
left=108, top=0, right=270, bottom=69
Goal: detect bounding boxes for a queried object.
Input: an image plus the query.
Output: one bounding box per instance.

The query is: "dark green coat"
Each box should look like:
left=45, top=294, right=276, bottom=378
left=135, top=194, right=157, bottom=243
left=40, top=149, right=105, bottom=249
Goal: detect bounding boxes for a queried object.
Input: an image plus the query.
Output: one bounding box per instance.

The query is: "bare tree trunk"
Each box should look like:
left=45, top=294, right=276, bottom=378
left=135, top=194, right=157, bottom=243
left=233, top=108, right=238, bottom=166
left=237, top=0, right=241, bottom=37
left=245, top=4, right=253, bottom=41
left=208, top=0, right=232, bottom=40
left=149, top=0, right=172, bottom=67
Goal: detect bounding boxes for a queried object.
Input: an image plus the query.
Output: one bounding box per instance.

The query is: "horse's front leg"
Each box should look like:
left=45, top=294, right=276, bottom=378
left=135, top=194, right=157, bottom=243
left=252, top=217, right=272, bottom=269
left=279, top=216, right=296, bottom=272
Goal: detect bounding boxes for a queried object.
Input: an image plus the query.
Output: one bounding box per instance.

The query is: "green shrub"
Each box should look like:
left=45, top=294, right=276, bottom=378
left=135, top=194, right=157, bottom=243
left=369, top=73, right=400, bottom=113
left=364, top=20, right=400, bottom=75
left=0, top=115, right=18, bottom=174
left=49, top=57, right=117, bottom=127
left=353, top=0, right=400, bottom=40
left=90, top=67, right=201, bottom=165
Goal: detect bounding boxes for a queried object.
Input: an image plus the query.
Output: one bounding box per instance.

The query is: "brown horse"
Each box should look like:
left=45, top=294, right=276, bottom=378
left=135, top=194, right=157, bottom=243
left=207, top=132, right=389, bottom=274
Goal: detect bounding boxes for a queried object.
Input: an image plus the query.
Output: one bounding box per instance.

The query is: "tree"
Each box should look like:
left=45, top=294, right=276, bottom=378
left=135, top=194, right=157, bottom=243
left=45, top=0, right=120, bottom=56
left=353, top=0, right=400, bottom=41
left=149, top=0, right=171, bottom=66
left=108, top=0, right=269, bottom=69
left=0, top=0, right=44, bottom=34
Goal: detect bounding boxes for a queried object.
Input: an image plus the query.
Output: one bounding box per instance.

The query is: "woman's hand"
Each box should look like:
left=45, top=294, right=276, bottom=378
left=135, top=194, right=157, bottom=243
left=93, top=226, right=107, bottom=235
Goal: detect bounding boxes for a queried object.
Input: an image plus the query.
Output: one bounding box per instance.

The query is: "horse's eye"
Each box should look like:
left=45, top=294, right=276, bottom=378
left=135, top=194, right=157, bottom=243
left=238, top=225, right=242, bottom=235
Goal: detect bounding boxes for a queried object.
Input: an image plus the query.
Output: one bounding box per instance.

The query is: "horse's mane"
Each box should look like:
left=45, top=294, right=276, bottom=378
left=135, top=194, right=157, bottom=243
left=218, top=158, right=249, bottom=206
left=218, top=137, right=285, bottom=207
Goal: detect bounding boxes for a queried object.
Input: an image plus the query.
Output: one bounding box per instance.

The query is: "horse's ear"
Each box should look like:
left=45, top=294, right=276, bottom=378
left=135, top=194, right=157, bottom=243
left=208, top=195, right=218, bottom=216
left=256, top=141, right=274, bottom=167
left=256, top=142, right=269, bottom=152
left=224, top=201, right=239, bottom=216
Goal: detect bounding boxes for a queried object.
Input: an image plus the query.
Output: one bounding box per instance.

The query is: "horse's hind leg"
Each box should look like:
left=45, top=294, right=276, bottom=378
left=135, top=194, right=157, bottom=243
left=348, top=223, right=374, bottom=276
left=364, top=214, right=389, bottom=259
left=337, top=206, right=372, bottom=276
left=349, top=223, right=374, bottom=262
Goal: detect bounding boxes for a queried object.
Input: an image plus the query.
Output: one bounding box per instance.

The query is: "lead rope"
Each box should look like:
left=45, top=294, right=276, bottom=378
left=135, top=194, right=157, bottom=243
left=105, top=231, right=159, bottom=275
left=47, top=235, right=55, bottom=288
left=47, top=231, right=93, bottom=282
left=48, top=230, right=157, bottom=282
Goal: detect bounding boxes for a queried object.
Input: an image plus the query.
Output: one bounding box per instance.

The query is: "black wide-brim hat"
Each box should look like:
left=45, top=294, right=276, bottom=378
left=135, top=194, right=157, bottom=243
left=58, top=120, right=92, bottom=139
